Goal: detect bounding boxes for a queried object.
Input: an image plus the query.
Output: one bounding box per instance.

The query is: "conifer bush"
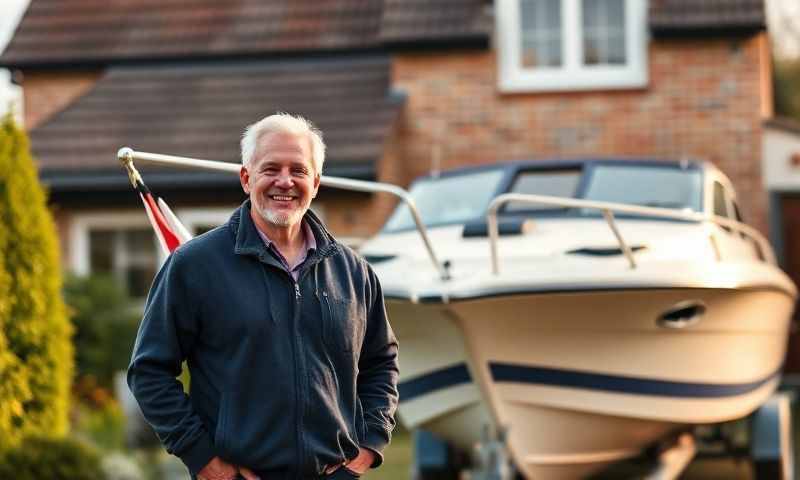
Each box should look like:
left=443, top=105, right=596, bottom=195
left=0, top=114, right=73, bottom=449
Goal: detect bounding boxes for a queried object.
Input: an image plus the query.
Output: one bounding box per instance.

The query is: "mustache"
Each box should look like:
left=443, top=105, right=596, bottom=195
left=266, top=190, right=300, bottom=196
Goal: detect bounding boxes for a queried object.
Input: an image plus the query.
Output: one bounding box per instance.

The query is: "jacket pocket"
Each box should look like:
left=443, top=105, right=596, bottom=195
left=320, top=291, right=363, bottom=354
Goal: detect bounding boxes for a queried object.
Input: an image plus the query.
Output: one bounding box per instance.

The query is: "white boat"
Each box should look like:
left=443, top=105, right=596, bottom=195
left=116, top=148, right=797, bottom=479
left=359, top=159, right=797, bottom=479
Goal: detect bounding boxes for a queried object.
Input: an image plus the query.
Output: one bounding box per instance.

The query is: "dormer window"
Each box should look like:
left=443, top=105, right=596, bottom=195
left=497, top=0, right=648, bottom=92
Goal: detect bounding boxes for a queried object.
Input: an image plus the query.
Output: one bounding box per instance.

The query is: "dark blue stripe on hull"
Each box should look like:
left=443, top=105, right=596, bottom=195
left=397, top=362, right=779, bottom=403
left=490, top=362, right=780, bottom=398
left=398, top=364, right=472, bottom=402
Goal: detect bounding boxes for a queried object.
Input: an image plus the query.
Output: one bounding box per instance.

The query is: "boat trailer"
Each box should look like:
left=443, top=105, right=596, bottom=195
left=414, top=392, right=794, bottom=480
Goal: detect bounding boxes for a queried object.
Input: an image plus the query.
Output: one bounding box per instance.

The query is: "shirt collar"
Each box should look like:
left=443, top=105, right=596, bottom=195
left=255, top=219, right=317, bottom=254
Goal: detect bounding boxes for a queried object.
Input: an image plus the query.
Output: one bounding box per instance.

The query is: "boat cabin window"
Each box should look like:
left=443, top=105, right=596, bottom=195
left=733, top=202, right=744, bottom=223
left=733, top=201, right=747, bottom=238
left=382, top=168, right=506, bottom=232
left=713, top=182, right=734, bottom=232
left=505, top=169, right=582, bottom=211
left=713, top=182, right=728, bottom=218
left=583, top=164, right=703, bottom=212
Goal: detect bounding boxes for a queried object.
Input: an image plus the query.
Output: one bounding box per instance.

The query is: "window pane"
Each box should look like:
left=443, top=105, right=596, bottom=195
left=122, top=229, right=157, bottom=298
left=127, top=229, right=155, bottom=256
left=383, top=169, right=506, bottom=231
left=88, top=227, right=158, bottom=299
left=520, top=0, right=562, bottom=68
left=733, top=203, right=744, bottom=222
left=127, top=265, right=157, bottom=299
left=584, top=165, right=703, bottom=212
left=582, top=0, right=626, bottom=66
left=713, top=182, right=728, bottom=217
left=89, top=230, right=115, bottom=273
left=506, top=169, right=582, bottom=211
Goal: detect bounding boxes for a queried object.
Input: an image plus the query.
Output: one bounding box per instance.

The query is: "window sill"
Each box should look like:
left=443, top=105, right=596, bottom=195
left=498, top=68, right=648, bottom=93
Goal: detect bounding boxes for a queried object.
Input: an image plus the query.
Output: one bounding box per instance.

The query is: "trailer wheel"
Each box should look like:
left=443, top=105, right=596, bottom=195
left=750, top=392, right=794, bottom=480
left=411, top=429, right=461, bottom=480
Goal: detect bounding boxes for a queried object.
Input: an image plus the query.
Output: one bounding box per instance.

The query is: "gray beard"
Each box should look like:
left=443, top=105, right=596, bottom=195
left=256, top=202, right=306, bottom=228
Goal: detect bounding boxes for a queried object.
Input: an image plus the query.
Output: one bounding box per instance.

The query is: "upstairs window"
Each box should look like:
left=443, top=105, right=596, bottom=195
left=497, top=0, right=648, bottom=92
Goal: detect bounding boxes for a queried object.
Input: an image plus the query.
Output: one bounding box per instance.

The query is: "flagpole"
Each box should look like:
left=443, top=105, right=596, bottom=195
left=117, top=147, right=451, bottom=281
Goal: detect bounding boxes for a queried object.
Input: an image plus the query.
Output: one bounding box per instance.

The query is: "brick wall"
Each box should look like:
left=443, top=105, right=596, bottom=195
left=22, top=71, right=102, bottom=129
left=318, top=121, right=408, bottom=239
left=387, top=33, right=772, bottom=235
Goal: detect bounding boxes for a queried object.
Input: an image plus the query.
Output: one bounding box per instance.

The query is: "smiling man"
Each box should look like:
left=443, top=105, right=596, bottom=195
left=128, top=113, right=399, bottom=480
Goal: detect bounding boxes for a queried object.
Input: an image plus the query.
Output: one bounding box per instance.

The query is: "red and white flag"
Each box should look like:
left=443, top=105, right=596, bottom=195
left=135, top=180, right=192, bottom=254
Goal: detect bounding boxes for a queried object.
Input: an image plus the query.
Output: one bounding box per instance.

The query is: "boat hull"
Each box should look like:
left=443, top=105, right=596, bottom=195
left=447, top=287, right=794, bottom=479
left=390, top=300, right=493, bottom=451
left=389, top=286, right=793, bottom=478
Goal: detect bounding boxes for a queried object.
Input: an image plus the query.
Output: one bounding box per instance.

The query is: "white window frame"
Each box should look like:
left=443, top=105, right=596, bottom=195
left=70, top=203, right=330, bottom=279
left=174, top=207, right=236, bottom=236
left=496, top=0, right=649, bottom=93
left=69, top=211, right=165, bottom=277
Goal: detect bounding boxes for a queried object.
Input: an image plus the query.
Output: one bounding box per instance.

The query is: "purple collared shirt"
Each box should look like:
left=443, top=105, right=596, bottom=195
left=255, top=221, right=317, bottom=281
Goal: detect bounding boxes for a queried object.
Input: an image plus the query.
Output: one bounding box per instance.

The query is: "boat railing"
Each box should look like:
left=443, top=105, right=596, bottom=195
left=117, top=148, right=452, bottom=281
left=486, top=193, right=775, bottom=274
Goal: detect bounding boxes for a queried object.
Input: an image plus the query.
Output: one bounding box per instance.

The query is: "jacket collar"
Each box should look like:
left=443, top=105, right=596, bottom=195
left=230, top=200, right=339, bottom=264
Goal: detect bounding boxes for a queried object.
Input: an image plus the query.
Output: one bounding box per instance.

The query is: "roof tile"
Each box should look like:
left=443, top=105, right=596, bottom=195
left=1, top=0, right=488, bottom=67
left=649, top=0, right=765, bottom=32
left=30, top=56, right=403, bottom=178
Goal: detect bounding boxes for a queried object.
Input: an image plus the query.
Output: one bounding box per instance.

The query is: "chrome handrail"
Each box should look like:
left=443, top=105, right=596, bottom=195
left=117, top=147, right=451, bottom=281
left=487, top=193, right=775, bottom=274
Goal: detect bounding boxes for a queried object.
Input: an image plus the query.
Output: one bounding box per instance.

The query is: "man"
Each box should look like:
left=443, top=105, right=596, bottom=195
left=128, top=113, right=399, bottom=480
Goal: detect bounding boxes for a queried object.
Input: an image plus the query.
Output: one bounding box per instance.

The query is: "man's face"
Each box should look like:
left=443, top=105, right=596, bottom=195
left=240, top=131, right=320, bottom=229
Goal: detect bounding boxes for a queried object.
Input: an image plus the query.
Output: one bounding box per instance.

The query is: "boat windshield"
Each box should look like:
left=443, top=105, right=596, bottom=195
left=383, top=168, right=506, bottom=232
left=583, top=164, right=703, bottom=212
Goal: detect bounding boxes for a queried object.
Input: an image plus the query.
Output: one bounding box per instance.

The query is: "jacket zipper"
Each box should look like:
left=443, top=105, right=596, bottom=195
left=292, top=278, right=306, bottom=476
left=322, top=291, right=332, bottom=339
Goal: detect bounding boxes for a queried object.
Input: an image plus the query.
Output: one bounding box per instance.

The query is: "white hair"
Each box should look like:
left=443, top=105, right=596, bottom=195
left=240, top=113, right=326, bottom=175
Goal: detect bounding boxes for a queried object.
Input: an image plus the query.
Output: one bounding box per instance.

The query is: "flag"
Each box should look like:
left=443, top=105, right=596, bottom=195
left=135, top=180, right=192, bottom=254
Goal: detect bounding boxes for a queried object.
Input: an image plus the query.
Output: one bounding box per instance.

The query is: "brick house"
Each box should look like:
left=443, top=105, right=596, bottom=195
left=0, top=0, right=777, bottom=302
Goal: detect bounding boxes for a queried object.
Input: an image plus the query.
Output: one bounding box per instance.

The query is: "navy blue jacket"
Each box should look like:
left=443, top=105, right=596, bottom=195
left=127, top=201, right=399, bottom=477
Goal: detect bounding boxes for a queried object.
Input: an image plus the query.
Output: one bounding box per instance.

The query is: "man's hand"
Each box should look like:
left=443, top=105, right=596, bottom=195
left=197, top=456, right=260, bottom=480
left=344, top=447, right=375, bottom=475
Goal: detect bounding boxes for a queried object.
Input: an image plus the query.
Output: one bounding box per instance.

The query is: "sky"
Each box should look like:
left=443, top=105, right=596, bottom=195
left=0, top=0, right=27, bottom=117
left=0, top=0, right=797, bottom=114
left=767, top=0, right=800, bottom=58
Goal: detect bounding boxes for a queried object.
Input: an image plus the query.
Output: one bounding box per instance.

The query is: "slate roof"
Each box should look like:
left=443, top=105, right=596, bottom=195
left=1, top=0, right=767, bottom=68
left=33, top=56, right=402, bottom=188
left=649, top=0, right=766, bottom=34
left=0, top=0, right=490, bottom=68
left=380, top=0, right=491, bottom=44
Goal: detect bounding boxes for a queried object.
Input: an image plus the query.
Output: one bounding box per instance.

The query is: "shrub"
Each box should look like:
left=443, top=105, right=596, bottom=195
left=0, top=114, right=73, bottom=449
left=0, top=436, right=103, bottom=480
left=73, top=398, right=127, bottom=452
left=63, top=273, right=141, bottom=391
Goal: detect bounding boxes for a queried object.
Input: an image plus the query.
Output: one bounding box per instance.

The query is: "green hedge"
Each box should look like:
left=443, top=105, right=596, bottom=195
left=0, top=436, right=103, bottom=480
left=0, top=115, right=73, bottom=449
left=64, top=273, right=141, bottom=391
